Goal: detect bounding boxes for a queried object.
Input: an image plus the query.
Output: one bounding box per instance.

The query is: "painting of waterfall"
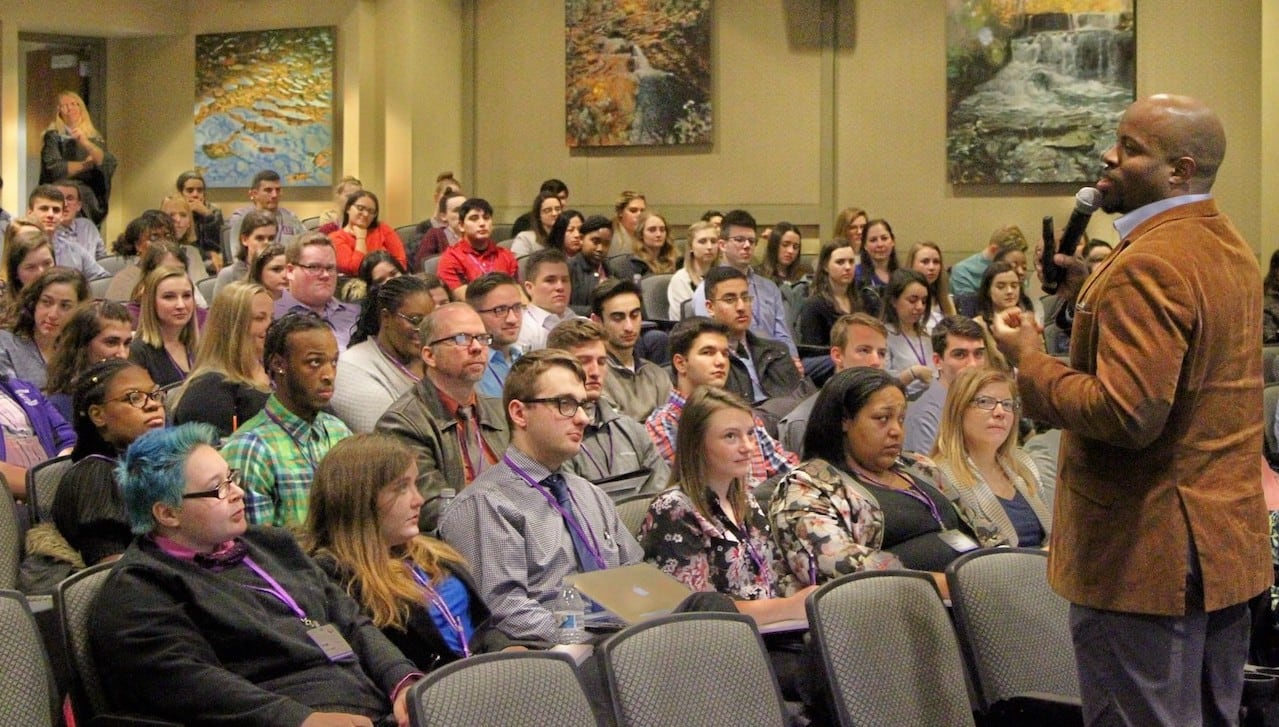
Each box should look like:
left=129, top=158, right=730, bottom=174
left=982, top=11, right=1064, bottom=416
left=194, top=27, right=335, bottom=188
left=946, top=1, right=1135, bottom=184
left=565, top=0, right=712, bottom=147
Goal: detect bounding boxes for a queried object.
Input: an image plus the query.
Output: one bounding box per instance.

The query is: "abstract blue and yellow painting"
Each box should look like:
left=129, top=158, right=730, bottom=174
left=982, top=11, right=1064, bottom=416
left=194, top=27, right=334, bottom=188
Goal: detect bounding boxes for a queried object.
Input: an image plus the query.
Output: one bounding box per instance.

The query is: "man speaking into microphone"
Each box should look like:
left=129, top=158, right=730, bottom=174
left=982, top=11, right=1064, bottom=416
left=991, top=94, right=1269, bottom=726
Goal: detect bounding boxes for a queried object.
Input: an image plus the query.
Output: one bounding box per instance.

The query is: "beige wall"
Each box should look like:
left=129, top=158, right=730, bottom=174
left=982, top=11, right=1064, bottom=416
left=1, top=0, right=1272, bottom=261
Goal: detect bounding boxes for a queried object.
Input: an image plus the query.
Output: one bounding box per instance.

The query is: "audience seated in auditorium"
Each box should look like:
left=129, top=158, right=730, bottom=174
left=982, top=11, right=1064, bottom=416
left=0, top=266, right=88, bottom=389
left=832, top=206, right=868, bottom=255
left=413, top=190, right=466, bottom=270
left=568, top=215, right=614, bottom=316
left=275, top=232, right=361, bottom=351
left=797, top=238, right=859, bottom=347
left=467, top=273, right=525, bottom=398
left=905, top=241, right=955, bottom=332
left=52, top=179, right=106, bottom=259
left=769, top=367, right=976, bottom=598
left=214, top=210, right=277, bottom=297
left=933, top=367, right=1052, bottom=548
left=377, top=303, right=508, bottom=533
left=509, top=178, right=569, bottom=239
left=0, top=220, right=57, bottom=325
left=903, top=315, right=988, bottom=457
left=221, top=313, right=351, bottom=528
left=516, top=248, right=577, bottom=351
left=778, top=313, right=887, bottom=456
left=94, top=423, right=420, bottom=726
left=608, top=210, right=678, bottom=281
left=176, top=170, right=225, bottom=267
left=704, top=266, right=802, bottom=405
left=45, top=299, right=133, bottom=422
left=438, top=349, right=643, bottom=642
left=305, top=433, right=516, bottom=672
left=317, top=175, right=363, bottom=233
left=250, top=241, right=288, bottom=300
left=170, top=282, right=273, bottom=437
left=26, top=185, right=109, bottom=281
left=668, top=220, right=718, bottom=321
left=47, top=360, right=165, bottom=583
left=756, top=222, right=811, bottom=286
left=851, top=218, right=898, bottom=315
left=329, top=189, right=408, bottom=276
left=882, top=269, right=935, bottom=400
left=128, top=265, right=200, bottom=388
left=331, top=276, right=433, bottom=432
left=226, top=169, right=305, bottom=257
left=436, top=198, right=518, bottom=300
left=691, top=209, right=800, bottom=365
left=647, top=317, right=797, bottom=481
left=511, top=190, right=563, bottom=260
left=548, top=319, right=669, bottom=501
left=610, top=190, right=646, bottom=256
left=949, top=223, right=1029, bottom=297
left=591, top=278, right=671, bottom=422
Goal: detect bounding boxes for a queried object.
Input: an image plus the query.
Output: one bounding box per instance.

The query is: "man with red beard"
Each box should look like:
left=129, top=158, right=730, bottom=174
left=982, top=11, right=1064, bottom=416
left=222, top=313, right=351, bottom=528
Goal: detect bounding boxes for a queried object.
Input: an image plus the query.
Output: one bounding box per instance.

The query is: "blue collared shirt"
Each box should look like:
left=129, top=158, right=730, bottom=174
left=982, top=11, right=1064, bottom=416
left=691, top=267, right=797, bottom=355
left=477, top=345, right=522, bottom=398
left=1113, top=194, right=1212, bottom=240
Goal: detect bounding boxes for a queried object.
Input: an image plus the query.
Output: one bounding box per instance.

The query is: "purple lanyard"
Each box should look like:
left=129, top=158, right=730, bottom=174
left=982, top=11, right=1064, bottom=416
left=264, top=409, right=319, bottom=470
left=408, top=564, right=471, bottom=658
left=242, top=557, right=318, bottom=627
left=856, top=468, right=945, bottom=526
left=713, top=501, right=773, bottom=589
left=902, top=332, right=928, bottom=367
left=503, top=455, right=607, bottom=570
left=375, top=339, right=422, bottom=383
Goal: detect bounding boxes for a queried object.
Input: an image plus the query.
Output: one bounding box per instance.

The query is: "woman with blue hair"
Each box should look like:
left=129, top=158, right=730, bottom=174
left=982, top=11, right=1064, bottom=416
left=91, top=422, right=421, bottom=726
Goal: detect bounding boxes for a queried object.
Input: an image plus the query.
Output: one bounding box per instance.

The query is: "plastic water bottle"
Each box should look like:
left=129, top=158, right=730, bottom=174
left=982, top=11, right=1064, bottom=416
left=554, top=582, right=589, bottom=644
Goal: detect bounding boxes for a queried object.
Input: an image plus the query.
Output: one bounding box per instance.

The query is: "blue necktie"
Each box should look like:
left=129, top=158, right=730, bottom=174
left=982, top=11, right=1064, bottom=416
left=543, top=474, right=601, bottom=572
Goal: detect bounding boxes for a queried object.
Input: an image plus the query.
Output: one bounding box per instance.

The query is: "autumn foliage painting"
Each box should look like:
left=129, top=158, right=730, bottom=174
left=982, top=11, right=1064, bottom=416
left=566, top=0, right=712, bottom=148
left=946, top=0, right=1135, bottom=184
left=194, top=27, right=335, bottom=188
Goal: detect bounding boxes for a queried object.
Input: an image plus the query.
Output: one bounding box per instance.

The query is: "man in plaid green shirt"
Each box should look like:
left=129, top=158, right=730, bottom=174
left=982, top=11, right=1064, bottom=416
left=222, top=313, right=350, bottom=527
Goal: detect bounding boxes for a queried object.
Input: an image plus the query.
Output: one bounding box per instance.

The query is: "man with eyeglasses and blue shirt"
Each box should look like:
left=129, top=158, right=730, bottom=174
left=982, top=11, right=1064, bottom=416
left=439, top=349, right=642, bottom=643
left=466, top=272, right=525, bottom=398
left=274, top=231, right=361, bottom=351
left=378, top=303, right=510, bottom=533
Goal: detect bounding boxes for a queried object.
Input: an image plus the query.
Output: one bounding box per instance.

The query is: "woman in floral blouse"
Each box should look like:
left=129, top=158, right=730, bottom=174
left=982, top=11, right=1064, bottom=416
left=640, top=387, right=815, bottom=625
left=769, top=367, right=975, bottom=598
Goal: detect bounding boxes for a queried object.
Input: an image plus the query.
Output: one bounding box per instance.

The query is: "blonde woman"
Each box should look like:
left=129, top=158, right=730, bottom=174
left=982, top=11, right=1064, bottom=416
left=39, top=91, right=117, bottom=223
left=609, top=210, right=677, bottom=281
left=128, top=266, right=200, bottom=387
left=668, top=220, right=719, bottom=320
left=832, top=206, right=868, bottom=255
left=933, top=367, right=1051, bottom=548
left=906, top=241, right=956, bottom=331
left=170, top=282, right=273, bottom=436
left=611, top=190, right=646, bottom=256
left=306, top=434, right=513, bottom=671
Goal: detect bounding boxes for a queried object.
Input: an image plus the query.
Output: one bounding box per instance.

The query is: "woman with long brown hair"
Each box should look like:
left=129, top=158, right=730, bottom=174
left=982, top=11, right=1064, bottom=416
left=305, top=433, right=512, bottom=671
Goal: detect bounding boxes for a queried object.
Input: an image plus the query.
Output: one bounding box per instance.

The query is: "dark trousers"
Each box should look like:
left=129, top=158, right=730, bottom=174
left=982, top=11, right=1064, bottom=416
left=1070, top=537, right=1251, bottom=727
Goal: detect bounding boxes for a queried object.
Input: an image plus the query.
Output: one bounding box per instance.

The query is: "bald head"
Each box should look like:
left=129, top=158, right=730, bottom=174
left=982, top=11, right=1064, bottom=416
left=1099, top=94, right=1227, bottom=213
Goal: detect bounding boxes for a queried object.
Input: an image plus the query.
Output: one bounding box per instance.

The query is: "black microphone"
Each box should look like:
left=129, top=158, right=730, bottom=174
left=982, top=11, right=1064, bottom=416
left=1042, top=187, right=1101, bottom=292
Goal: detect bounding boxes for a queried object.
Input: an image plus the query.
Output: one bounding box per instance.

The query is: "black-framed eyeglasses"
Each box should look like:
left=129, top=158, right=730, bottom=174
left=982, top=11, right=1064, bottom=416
left=428, top=332, right=494, bottom=347
left=108, top=388, right=167, bottom=409
left=182, top=470, right=242, bottom=500
left=296, top=262, right=337, bottom=276
left=970, top=395, right=1020, bottom=414
left=396, top=311, right=425, bottom=328
left=522, top=396, right=596, bottom=419
left=475, top=302, right=525, bottom=318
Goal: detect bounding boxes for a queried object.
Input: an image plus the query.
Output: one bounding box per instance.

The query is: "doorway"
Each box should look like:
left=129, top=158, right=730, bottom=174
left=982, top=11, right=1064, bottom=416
left=18, top=33, right=106, bottom=200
